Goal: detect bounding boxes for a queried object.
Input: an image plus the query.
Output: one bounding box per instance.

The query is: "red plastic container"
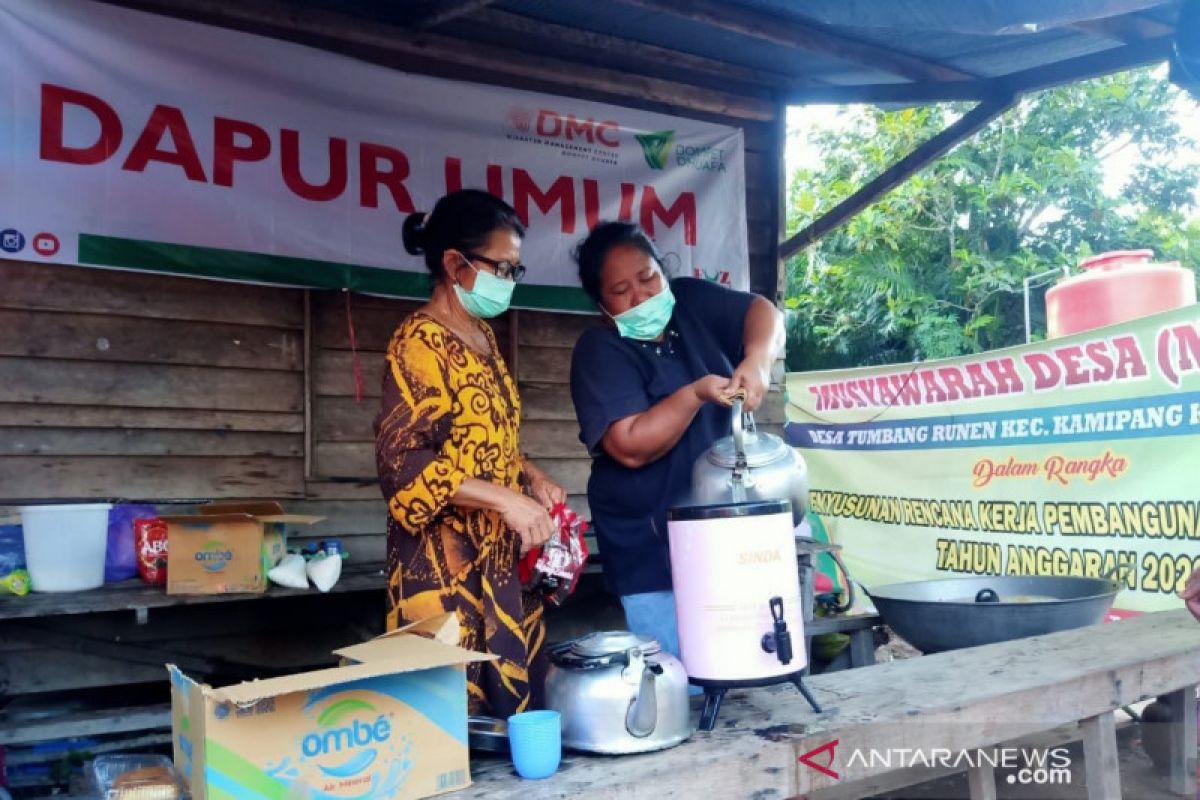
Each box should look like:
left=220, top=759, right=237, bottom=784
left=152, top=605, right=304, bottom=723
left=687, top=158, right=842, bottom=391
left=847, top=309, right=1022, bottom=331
left=1046, top=250, right=1196, bottom=339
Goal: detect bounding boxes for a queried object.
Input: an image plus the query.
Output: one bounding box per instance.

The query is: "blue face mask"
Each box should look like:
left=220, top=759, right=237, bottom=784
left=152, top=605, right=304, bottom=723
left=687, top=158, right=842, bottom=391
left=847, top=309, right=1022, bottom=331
left=606, top=281, right=676, bottom=340
left=454, top=260, right=515, bottom=319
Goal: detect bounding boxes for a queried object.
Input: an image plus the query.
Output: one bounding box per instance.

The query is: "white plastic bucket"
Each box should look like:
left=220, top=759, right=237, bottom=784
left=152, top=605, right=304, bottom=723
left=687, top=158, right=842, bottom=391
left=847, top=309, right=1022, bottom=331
left=19, top=503, right=112, bottom=592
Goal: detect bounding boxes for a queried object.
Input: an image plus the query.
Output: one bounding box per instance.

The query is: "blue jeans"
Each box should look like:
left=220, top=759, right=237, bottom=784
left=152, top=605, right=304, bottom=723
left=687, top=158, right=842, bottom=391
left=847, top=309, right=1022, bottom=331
left=620, top=591, right=682, bottom=659
left=620, top=591, right=704, bottom=695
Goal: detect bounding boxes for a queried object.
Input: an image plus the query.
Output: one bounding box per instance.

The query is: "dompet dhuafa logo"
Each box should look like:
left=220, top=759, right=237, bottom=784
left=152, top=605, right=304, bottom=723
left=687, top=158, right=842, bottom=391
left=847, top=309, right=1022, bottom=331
left=636, top=130, right=674, bottom=170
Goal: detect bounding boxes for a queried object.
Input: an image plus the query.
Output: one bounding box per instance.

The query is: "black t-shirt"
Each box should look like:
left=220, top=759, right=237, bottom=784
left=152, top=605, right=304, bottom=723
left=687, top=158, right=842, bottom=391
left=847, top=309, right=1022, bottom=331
left=569, top=277, right=755, bottom=596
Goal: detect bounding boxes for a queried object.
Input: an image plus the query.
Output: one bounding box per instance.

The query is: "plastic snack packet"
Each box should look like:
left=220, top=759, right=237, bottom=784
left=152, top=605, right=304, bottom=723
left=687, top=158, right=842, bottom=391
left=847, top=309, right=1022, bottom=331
left=519, top=503, right=589, bottom=606
left=0, top=569, right=30, bottom=596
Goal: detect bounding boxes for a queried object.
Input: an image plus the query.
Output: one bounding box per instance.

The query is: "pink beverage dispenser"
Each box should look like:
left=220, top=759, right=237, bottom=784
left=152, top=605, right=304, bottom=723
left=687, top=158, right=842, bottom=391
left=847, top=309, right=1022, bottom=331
left=668, top=499, right=821, bottom=731
left=1045, top=250, right=1196, bottom=339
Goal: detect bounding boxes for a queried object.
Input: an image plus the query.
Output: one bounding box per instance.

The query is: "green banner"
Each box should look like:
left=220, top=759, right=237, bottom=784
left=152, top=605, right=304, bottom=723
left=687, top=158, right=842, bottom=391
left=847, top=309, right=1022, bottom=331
left=785, top=305, right=1200, bottom=612
left=77, top=234, right=598, bottom=312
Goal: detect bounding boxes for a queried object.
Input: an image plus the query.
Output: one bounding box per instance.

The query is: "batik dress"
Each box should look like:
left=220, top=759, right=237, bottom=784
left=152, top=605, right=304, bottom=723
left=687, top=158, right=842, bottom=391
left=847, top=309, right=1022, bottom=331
left=374, top=312, right=546, bottom=716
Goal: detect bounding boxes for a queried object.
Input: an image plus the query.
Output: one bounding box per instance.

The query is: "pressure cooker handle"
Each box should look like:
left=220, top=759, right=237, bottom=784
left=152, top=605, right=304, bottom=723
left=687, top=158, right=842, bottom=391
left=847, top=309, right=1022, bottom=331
left=1101, top=562, right=1134, bottom=587
left=975, top=588, right=1000, bottom=603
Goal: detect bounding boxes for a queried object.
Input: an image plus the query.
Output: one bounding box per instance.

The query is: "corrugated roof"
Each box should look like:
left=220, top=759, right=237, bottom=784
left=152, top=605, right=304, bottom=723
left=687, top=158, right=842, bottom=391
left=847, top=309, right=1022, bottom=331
left=476, top=0, right=1183, bottom=101
left=193, top=0, right=1184, bottom=108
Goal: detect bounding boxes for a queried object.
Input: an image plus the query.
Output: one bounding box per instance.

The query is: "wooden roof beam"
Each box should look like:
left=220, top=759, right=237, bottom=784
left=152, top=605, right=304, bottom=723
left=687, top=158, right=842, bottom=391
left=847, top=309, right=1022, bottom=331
left=780, top=96, right=1017, bottom=260
left=469, top=8, right=812, bottom=92
left=114, top=0, right=775, bottom=120
left=788, top=81, right=992, bottom=105
left=618, top=0, right=977, bottom=84
left=999, top=35, right=1172, bottom=95
left=1070, top=12, right=1174, bottom=43
left=781, top=36, right=1172, bottom=256
left=782, top=35, right=1173, bottom=106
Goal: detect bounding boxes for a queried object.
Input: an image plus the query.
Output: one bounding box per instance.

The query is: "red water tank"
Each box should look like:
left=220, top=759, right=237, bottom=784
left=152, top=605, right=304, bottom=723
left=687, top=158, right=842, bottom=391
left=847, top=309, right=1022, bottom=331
left=1045, top=250, right=1196, bottom=339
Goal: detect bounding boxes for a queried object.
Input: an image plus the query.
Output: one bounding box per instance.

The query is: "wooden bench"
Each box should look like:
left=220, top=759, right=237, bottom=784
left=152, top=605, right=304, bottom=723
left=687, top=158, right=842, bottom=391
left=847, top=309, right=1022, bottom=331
left=454, top=609, right=1200, bottom=800
left=0, top=562, right=389, bottom=754
left=0, top=561, right=388, bottom=622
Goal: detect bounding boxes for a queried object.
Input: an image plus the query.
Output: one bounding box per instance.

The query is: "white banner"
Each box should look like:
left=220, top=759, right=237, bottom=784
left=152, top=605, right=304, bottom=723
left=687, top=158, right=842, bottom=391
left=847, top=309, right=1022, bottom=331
left=0, top=0, right=748, bottom=311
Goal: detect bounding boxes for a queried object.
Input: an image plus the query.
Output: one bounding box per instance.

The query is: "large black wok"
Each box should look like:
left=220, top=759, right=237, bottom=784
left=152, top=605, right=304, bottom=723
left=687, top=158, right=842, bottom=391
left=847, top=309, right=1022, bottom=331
left=865, top=575, right=1122, bottom=654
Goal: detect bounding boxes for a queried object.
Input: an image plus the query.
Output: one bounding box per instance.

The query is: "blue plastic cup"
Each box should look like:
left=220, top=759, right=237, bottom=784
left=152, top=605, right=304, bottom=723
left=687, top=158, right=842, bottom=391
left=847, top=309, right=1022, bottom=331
left=507, top=710, right=561, bottom=780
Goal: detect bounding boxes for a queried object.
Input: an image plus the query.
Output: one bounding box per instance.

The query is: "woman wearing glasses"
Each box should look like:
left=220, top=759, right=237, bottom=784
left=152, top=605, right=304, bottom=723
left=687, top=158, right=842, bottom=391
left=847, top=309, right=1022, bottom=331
left=374, top=189, right=565, bottom=717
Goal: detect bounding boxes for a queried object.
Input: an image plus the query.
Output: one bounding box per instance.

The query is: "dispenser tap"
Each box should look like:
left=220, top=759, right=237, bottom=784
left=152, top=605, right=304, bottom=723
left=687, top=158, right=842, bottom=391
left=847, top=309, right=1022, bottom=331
left=760, top=596, right=793, bottom=665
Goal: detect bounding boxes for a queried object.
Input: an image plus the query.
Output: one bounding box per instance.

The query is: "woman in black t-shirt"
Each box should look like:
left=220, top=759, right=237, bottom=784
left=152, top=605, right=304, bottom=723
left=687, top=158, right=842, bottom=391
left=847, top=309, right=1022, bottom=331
left=568, top=221, right=784, bottom=657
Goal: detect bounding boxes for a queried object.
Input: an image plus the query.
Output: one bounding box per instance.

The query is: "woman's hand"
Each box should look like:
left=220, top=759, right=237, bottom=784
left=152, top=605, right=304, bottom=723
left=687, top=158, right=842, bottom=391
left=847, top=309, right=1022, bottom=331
left=523, top=458, right=567, bottom=510
left=529, top=471, right=567, bottom=510
left=691, top=374, right=736, bottom=405
left=728, top=355, right=771, bottom=412
left=501, top=491, right=556, bottom=556
left=1181, top=567, right=1200, bottom=622
left=733, top=296, right=784, bottom=413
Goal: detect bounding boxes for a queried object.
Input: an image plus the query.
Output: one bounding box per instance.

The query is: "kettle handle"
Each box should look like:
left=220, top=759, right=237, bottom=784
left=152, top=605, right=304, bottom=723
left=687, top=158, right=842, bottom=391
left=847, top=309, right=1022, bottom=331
left=731, top=397, right=747, bottom=467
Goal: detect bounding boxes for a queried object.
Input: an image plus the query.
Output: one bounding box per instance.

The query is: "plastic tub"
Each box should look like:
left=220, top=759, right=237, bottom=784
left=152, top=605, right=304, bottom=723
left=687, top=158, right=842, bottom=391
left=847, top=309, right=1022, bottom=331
left=1046, top=250, right=1196, bottom=339
left=19, top=503, right=112, bottom=592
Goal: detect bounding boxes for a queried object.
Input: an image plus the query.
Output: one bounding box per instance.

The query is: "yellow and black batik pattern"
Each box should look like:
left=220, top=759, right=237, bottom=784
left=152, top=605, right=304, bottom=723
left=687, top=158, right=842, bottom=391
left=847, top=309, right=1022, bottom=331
left=375, top=313, right=546, bottom=717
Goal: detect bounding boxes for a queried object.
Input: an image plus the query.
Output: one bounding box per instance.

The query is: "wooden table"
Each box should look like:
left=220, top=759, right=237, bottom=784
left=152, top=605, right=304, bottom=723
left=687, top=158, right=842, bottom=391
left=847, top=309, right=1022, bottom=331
left=455, top=610, right=1200, bottom=800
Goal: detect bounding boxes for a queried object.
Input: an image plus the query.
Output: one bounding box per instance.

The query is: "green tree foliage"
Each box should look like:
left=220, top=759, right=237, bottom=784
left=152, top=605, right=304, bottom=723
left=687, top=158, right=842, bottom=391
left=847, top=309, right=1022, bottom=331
left=786, top=68, right=1200, bottom=371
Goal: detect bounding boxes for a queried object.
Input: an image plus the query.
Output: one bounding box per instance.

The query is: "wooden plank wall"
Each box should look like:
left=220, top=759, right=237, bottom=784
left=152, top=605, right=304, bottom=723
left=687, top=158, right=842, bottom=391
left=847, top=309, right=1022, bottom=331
left=297, top=290, right=499, bottom=563
left=0, top=261, right=305, bottom=502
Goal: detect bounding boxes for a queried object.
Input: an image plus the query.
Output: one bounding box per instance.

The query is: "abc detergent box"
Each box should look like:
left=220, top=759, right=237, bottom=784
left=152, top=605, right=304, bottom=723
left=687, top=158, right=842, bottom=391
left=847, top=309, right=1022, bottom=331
left=169, top=614, right=493, bottom=800
left=163, top=501, right=320, bottom=595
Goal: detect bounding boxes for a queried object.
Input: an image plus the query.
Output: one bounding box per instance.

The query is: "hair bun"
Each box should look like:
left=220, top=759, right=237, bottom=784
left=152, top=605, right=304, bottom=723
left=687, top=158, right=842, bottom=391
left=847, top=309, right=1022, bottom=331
left=402, top=212, right=429, bottom=255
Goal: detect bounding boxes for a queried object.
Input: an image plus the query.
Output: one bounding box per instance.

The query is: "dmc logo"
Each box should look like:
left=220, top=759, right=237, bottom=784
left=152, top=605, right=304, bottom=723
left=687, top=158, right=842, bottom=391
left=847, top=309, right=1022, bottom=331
left=534, top=110, right=620, bottom=148
left=302, top=699, right=391, bottom=779
left=195, top=541, right=233, bottom=572
left=508, top=106, right=533, bottom=133
left=635, top=130, right=675, bottom=170
left=799, top=739, right=840, bottom=780
left=32, top=232, right=59, bottom=257
left=0, top=229, right=25, bottom=254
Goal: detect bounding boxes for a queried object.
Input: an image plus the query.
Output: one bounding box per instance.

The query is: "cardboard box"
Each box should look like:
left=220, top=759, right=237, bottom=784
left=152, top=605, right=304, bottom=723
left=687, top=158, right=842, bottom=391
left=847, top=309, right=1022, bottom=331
left=169, top=614, right=491, bottom=800
left=163, top=501, right=321, bottom=595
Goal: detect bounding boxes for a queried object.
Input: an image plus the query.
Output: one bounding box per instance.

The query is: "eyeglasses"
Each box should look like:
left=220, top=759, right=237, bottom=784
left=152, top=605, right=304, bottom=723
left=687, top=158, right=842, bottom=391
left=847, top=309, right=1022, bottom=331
left=463, top=252, right=527, bottom=283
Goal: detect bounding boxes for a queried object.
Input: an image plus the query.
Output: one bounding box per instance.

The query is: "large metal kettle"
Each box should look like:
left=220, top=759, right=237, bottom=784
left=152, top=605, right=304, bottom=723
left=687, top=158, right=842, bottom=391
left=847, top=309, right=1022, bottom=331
left=690, top=398, right=809, bottom=525
left=545, top=631, right=692, bottom=754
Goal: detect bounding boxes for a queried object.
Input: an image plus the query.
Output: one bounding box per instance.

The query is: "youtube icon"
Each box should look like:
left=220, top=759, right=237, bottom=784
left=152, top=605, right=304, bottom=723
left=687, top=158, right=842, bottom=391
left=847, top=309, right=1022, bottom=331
left=32, top=232, right=59, bottom=257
